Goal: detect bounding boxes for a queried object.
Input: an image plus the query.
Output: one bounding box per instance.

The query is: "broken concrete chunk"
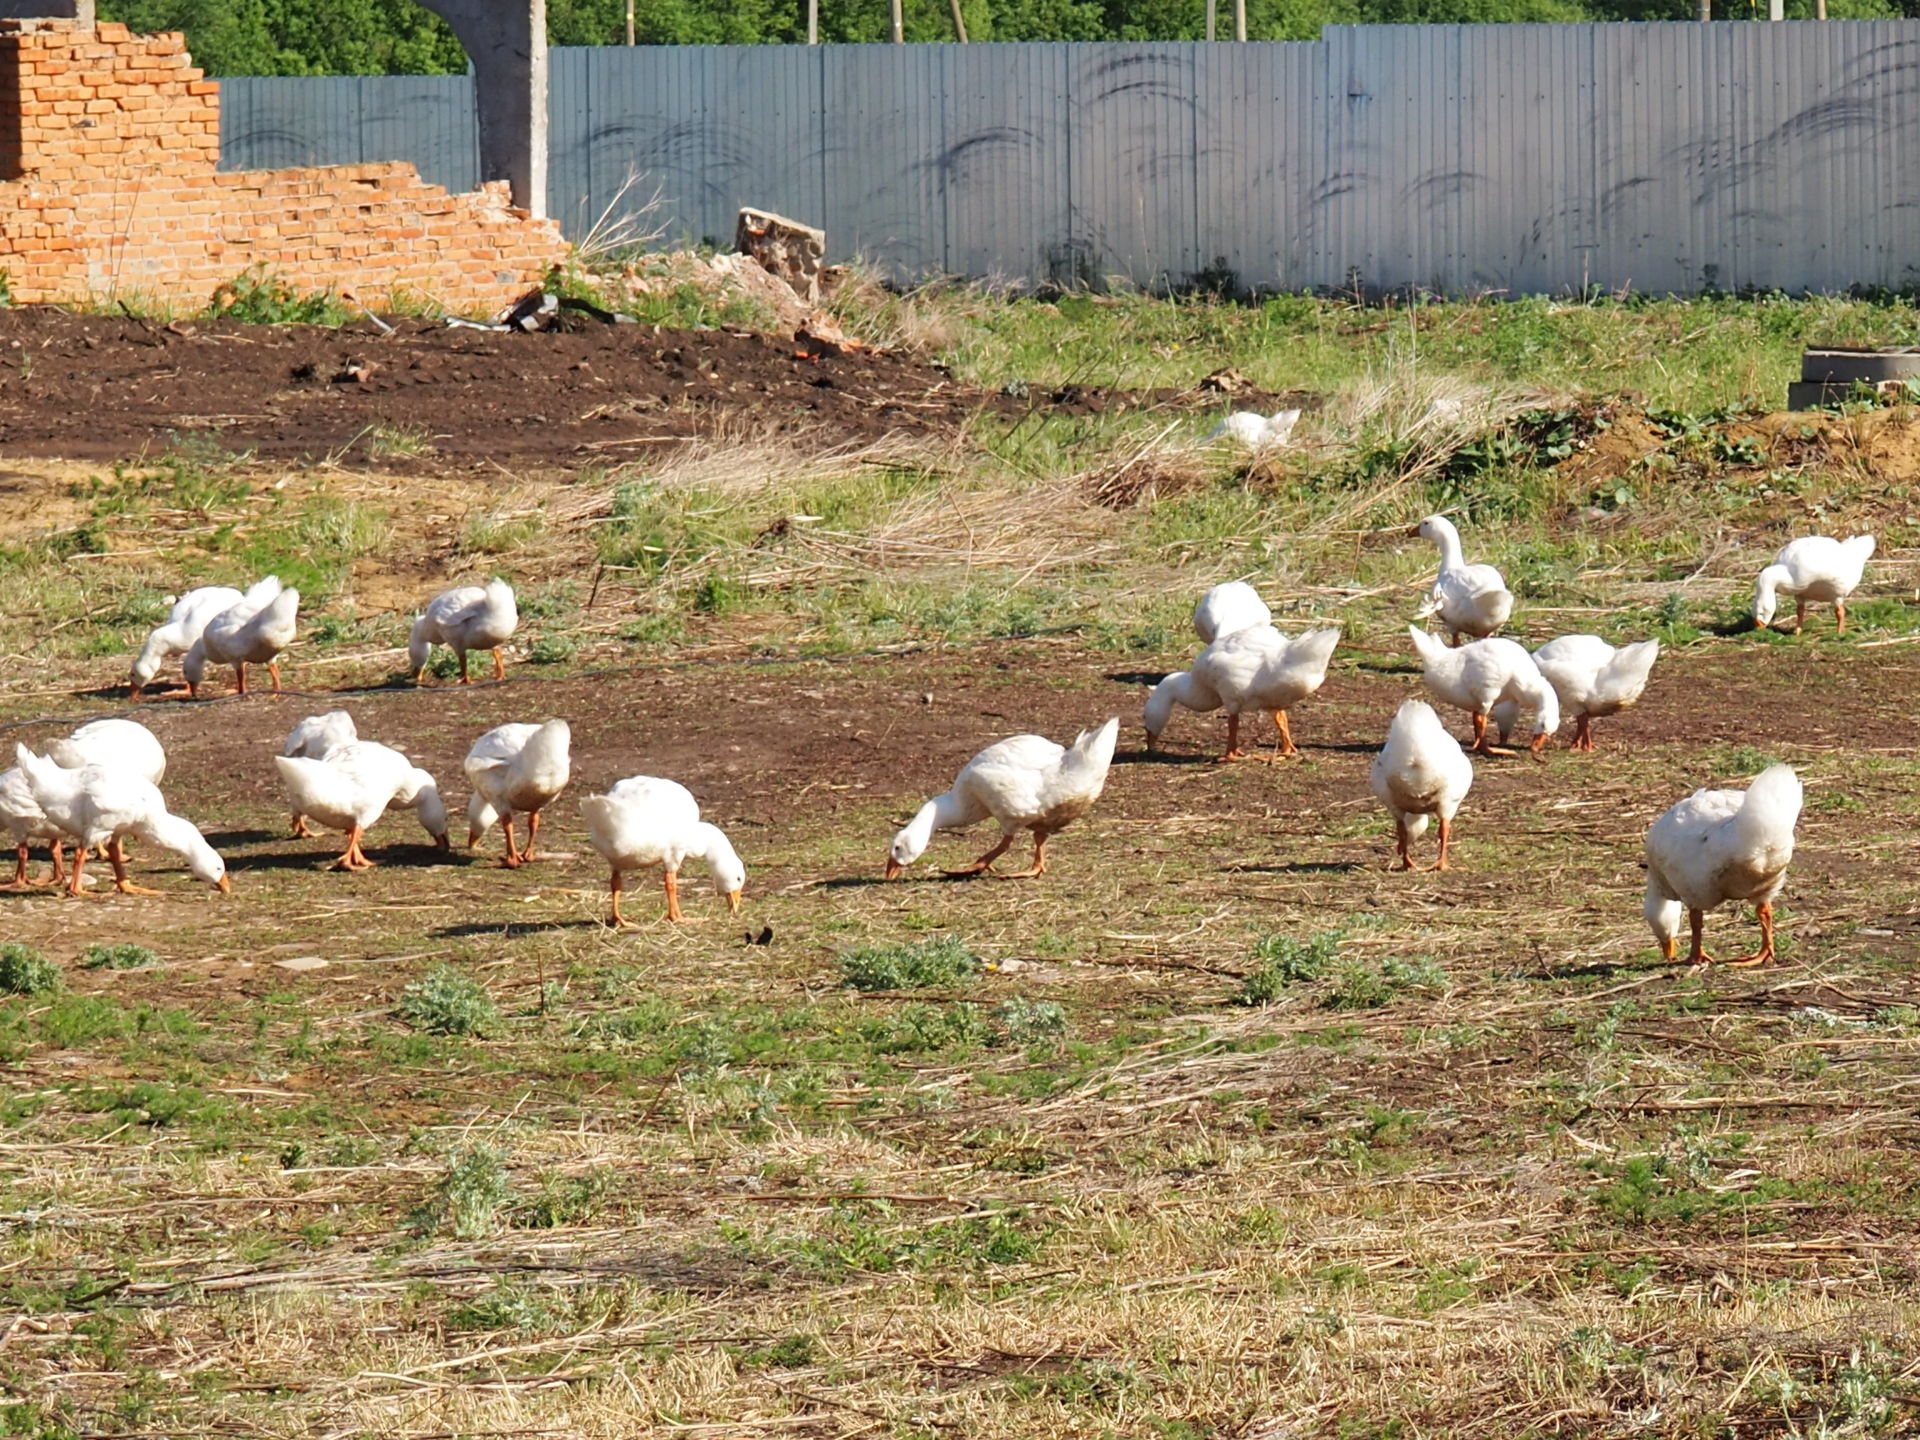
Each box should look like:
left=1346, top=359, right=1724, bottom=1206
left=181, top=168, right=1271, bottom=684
left=735, top=207, right=826, bottom=302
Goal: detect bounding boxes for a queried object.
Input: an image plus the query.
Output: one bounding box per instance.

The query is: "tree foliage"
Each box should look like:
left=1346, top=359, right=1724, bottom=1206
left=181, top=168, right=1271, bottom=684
left=102, top=0, right=1901, bottom=75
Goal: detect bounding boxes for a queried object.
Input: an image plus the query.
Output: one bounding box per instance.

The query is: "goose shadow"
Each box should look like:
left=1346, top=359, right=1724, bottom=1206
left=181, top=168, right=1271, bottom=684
left=431, top=919, right=600, bottom=940
left=1106, top=670, right=1172, bottom=687
left=1116, top=749, right=1213, bottom=766
left=1522, top=959, right=1668, bottom=982
left=1225, top=860, right=1362, bottom=875
left=227, top=843, right=472, bottom=874
left=201, top=828, right=286, bottom=849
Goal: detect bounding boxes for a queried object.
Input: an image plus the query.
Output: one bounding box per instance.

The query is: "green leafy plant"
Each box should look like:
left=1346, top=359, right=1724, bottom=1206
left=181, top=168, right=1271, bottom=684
left=0, top=945, right=61, bottom=997
left=81, top=944, right=158, bottom=971
left=397, top=967, right=500, bottom=1037
left=838, top=935, right=979, bottom=991
left=1236, top=930, right=1341, bottom=1005
left=412, top=1145, right=511, bottom=1238
left=212, top=266, right=349, bottom=326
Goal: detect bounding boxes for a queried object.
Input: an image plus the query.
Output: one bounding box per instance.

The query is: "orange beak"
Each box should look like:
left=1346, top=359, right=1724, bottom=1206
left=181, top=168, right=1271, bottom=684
left=883, top=856, right=903, bottom=881
left=129, top=683, right=144, bottom=701
left=1529, top=732, right=1549, bottom=758
left=1660, top=935, right=1677, bottom=961
left=726, top=889, right=743, bottom=915
left=216, top=874, right=232, bottom=894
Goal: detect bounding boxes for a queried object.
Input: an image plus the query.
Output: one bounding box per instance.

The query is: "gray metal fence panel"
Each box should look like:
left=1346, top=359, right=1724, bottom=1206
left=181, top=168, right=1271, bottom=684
left=221, top=73, right=476, bottom=193
left=943, top=44, right=1071, bottom=287
left=217, top=25, right=1920, bottom=296
left=1067, top=45, right=1199, bottom=289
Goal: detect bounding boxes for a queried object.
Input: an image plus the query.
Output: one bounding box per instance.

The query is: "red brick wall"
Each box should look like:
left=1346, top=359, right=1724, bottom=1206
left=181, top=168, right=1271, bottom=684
left=0, top=20, right=569, bottom=313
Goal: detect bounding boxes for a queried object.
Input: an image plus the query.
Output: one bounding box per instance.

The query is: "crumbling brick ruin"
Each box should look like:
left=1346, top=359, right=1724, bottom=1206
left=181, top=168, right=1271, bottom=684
left=0, top=19, right=569, bottom=312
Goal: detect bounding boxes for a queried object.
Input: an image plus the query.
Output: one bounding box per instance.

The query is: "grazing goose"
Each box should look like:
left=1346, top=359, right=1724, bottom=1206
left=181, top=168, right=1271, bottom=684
left=282, top=711, right=359, bottom=837
left=1752, top=534, right=1875, bottom=634
left=1492, top=636, right=1661, bottom=752
left=463, top=719, right=571, bottom=867
left=14, top=745, right=228, bottom=896
left=886, top=718, right=1120, bottom=880
left=48, top=718, right=167, bottom=785
left=409, top=578, right=518, bottom=684
left=273, top=741, right=449, bottom=871
left=580, top=776, right=744, bottom=925
left=1409, top=626, right=1558, bottom=757
left=184, top=576, right=299, bottom=697
left=1145, top=625, right=1342, bottom=760
left=1191, top=580, right=1272, bottom=645
left=0, top=765, right=67, bottom=889
left=1370, top=699, right=1474, bottom=871
left=130, top=585, right=243, bottom=699
left=1413, top=514, right=1514, bottom=643
left=1644, top=765, right=1802, bottom=967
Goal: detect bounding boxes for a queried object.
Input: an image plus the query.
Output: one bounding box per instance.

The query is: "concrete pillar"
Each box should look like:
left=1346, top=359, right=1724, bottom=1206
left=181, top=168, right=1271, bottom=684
left=416, top=0, right=547, bottom=218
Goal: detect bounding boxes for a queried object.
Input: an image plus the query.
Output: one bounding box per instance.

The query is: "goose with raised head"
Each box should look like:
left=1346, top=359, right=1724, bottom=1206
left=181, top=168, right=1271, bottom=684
left=1645, top=765, right=1802, bottom=967
left=409, top=578, right=518, bottom=684
left=282, top=711, right=359, bottom=837
left=886, top=717, right=1119, bottom=880
left=1370, top=699, right=1474, bottom=871
left=464, top=719, right=571, bottom=867
left=1413, top=514, right=1514, bottom=643
left=14, top=744, right=228, bottom=896
left=1409, top=625, right=1558, bottom=757
left=1191, top=580, right=1272, bottom=645
left=1752, top=534, right=1875, bottom=634
left=273, top=741, right=449, bottom=871
left=184, top=576, right=299, bottom=697
left=581, top=776, right=744, bottom=925
left=1145, top=624, right=1342, bottom=760
left=1494, top=635, right=1660, bottom=752
left=130, top=585, right=243, bottom=699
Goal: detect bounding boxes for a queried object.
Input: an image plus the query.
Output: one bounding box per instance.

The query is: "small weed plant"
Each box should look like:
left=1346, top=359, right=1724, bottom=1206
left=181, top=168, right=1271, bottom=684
left=398, top=967, right=500, bottom=1037
left=81, top=944, right=158, bottom=971
left=0, top=945, right=61, bottom=997
left=839, top=935, right=979, bottom=991
left=1237, top=931, right=1341, bottom=1005
left=413, top=1145, right=512, bottom=1238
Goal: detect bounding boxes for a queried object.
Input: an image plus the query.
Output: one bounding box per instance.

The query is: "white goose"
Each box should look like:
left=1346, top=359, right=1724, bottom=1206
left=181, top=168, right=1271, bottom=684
left=1753, top=535, right=1875, bottom=634
left=1370, top=699, right=1474, bottom=871
left=130, top=585, right=243, bottom=699
left=1645, top=765, right=1802, bottom=967
left=184, top=576, right=300, bottom=697
left=1206, top=409, right=1302, bottom=451
left=282, top=711, right=359, bottom=837
left=1414, top=514, right=1514, bottom=643
left=409, top=578, right=518, bottom=684
left=580, top=776, right=744, bottom=926
left=464, top=719, right=571, bottom=867
left=886, top=718, right=1119, bottom=880
left=1409, top=626, right=1558, bottom=757
left=1493, top=635, right=1660, bottom=752
left=1191, top=580, right=1272, bottom=644
left=273, top=741, right=449, bottom=871
left=1145, top=625, right=1342, bottom=760
left=48, top=718, right=167, bottom=785
left=0, top=765, right=68, bottom=890
left=14, top=744, right=228, bottom=896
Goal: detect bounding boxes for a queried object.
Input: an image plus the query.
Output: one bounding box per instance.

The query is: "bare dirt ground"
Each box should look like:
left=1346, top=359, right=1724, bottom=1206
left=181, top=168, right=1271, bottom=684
left=0, top=307, right=1295, bottom=464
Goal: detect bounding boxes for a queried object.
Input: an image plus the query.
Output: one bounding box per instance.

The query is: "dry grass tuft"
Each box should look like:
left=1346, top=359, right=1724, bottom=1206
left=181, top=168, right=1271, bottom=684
left=1079, top=429, right=1216, bottom=509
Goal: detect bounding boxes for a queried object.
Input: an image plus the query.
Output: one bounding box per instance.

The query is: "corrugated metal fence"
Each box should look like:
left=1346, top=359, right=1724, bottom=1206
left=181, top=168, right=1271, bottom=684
left=218, top=24, right=1920, bottom=296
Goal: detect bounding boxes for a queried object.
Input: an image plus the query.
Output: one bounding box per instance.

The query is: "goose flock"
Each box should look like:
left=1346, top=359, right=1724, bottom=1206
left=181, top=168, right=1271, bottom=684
left=0, top=518, right=1878, bottom=964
